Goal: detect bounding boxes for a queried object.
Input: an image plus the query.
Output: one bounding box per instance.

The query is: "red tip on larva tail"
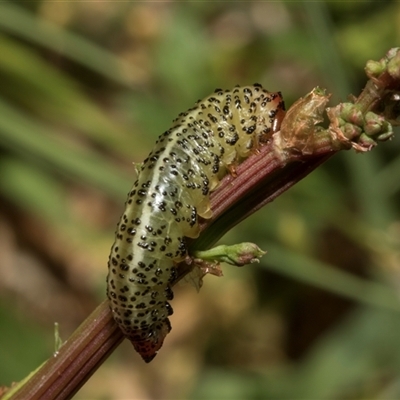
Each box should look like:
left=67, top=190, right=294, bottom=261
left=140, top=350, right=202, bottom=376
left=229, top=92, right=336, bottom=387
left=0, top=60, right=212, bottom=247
left=130, top=319, right=171, bottom=363
left=132, top=337, right=163, bottom=363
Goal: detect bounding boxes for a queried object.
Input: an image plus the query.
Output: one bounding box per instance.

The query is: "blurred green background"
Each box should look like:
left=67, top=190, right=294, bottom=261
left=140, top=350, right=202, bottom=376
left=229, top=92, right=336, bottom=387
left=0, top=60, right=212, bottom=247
left=0, top=1, right=400, bottom=399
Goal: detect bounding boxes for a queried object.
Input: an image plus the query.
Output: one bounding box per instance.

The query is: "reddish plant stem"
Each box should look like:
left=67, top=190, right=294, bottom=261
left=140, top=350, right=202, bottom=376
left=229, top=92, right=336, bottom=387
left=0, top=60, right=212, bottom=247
left=193, top=148, right=335, bottom=252
left=6, top=301, right=123, bottom=400
left=204, top=143, right=335, bottom=229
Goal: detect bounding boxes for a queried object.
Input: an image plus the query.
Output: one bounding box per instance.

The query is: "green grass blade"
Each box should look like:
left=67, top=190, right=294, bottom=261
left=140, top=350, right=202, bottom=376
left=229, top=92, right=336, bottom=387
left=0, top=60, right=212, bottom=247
left=262, top=241, right=400, bottom=312
left=0, top=96, right=131, bottom=199
left=0, top=34, right=134, bottom=155
left=0, top=2, right=130, bottom=86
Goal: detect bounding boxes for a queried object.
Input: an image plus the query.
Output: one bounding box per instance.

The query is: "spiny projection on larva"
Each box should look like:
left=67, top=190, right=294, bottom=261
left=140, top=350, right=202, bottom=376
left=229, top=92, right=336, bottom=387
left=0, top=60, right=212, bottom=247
left=106, top=84, right=285, bottom=362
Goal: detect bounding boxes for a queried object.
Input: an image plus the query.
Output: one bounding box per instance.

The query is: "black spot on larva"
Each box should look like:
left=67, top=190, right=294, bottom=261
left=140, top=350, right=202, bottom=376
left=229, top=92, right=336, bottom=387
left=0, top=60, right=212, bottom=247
left=158, top=202, right=167, bottom=212
left=226, top=132, right=239, bottom=145
left=120, top=263, right=129, bottom=272
left=245, top=125, right=256, bottom=135
left=207, top=113, right=218, bottom=124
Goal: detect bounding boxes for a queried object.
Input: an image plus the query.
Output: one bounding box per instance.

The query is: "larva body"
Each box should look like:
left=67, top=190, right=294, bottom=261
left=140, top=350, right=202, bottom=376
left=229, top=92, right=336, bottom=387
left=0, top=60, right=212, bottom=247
left=107, top=84, right=285, bottom=362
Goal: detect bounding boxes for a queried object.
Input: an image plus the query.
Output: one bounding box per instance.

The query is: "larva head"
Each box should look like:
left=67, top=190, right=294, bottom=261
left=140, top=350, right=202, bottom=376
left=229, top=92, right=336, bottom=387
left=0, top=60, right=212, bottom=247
left=247, top=86, right=286, bottom=142
left=190, top=84, right=286, bottom=159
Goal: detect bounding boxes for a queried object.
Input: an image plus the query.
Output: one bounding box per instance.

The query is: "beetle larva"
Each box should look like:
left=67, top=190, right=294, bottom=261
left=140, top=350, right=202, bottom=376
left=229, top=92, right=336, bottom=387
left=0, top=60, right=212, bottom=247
left=107, top=84, right=285, bottom=362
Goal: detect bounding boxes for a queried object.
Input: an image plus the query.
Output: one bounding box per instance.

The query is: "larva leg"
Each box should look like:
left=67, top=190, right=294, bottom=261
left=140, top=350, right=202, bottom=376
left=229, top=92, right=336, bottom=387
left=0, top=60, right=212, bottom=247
left=227, top=164, right=238, bottom=177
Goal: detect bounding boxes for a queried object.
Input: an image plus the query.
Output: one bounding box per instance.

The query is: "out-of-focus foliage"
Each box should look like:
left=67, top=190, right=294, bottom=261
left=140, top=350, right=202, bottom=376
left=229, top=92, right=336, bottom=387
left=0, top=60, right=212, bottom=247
left=0, top=1, right=400, bottom=399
